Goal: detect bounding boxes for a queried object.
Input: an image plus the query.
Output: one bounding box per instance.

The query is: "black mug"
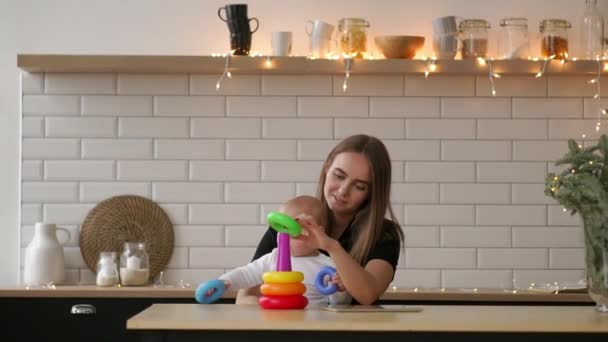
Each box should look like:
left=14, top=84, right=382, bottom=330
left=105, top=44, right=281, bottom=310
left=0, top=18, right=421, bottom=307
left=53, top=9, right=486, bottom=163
left=226, top=18, right=259, bottom=35
left=218, top=4, right=248, bottom=22
left=218, top=4, right=259, bottom=55
left=230, top=32, right=252, bottom=56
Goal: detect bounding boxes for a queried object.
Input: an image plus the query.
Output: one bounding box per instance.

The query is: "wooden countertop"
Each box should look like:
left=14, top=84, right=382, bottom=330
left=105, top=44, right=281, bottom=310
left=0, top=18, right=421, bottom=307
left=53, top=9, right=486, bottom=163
left=126, top=303, right=608, bottom=333
left=0, top=285, right=591, bottom=302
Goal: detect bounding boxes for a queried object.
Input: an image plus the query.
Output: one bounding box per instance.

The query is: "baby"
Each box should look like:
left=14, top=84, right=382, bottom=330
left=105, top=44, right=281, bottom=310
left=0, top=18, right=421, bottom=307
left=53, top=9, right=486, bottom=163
left=211, top=195, right=350, bottom=306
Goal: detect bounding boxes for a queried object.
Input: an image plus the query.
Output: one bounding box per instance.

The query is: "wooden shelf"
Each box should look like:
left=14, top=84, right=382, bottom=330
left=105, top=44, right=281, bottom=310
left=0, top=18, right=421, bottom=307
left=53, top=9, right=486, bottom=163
left=17, top=54, right=607, bottom=75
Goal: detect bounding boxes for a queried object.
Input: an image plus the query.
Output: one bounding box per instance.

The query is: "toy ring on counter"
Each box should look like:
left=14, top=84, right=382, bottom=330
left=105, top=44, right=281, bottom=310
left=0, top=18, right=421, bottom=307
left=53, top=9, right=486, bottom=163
left=262, top=271, right=304, bottom=284
left=258, top=295, right=309, bottom=309
left=260, top=282, right=307, bottom=296
left=267, top=211, right=302, bottom=237
left=194, top=279, right=226, bottom=304
left=315, top=266, right=338, bottom=295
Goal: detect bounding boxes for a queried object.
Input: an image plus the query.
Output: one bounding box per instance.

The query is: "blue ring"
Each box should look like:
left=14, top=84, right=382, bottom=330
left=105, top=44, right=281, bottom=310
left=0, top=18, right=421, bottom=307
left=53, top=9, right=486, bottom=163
left=314, top=266, right=337, bottom=295
left=195, top=279, right=226, bottom=304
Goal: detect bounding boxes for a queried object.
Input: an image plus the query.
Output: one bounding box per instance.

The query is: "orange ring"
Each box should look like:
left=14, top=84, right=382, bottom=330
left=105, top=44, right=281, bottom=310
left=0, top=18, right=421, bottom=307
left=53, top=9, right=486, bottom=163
left=260, top=282, right=306, bottom=296
left=258, top=295, right=308, bottom=310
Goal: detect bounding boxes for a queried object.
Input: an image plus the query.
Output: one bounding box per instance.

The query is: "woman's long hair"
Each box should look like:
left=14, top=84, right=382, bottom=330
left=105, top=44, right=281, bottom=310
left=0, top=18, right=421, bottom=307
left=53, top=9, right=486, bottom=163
left=317, top=134, right=404, bottom=265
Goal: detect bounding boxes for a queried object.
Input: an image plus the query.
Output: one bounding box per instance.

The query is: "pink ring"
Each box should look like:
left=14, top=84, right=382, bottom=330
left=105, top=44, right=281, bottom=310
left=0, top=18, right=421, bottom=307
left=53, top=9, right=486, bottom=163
left=258, top=295, right=308, bottom=310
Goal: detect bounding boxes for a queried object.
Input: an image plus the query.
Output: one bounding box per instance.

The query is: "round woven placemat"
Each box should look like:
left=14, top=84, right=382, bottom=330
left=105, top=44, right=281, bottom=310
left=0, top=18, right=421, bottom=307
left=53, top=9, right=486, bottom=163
left=80, top=195, right=174, bottom=280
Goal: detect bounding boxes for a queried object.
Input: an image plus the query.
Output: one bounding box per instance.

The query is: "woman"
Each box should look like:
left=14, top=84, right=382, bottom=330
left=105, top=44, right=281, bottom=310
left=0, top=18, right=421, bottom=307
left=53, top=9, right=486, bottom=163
left=239, top=134, right=403, bottom=305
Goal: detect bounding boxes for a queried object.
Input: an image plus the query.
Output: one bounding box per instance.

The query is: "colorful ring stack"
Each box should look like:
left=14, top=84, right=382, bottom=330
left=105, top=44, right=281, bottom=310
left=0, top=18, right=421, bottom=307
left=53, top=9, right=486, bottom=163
left=258, top=271, right=308, bottom=309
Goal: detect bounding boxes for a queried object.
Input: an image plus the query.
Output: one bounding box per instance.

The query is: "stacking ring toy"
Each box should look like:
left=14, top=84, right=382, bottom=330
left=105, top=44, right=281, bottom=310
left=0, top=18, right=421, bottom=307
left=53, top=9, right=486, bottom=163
left=194, top=279, right=225, bottom=304
left=267, top=211, right=301, bottom=237
left=259, top=295, right=309, bottom=309
left=315, top=266, right=337, bottom=295
left=261, top=282, right=306, bottom=296
left=262, top=271, right=304, bottom=284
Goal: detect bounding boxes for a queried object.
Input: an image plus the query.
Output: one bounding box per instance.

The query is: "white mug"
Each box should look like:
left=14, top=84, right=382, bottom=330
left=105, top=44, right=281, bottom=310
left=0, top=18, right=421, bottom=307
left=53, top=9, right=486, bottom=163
left=272, top=31, right=293, bottom=56
left=305, top=20, right=335, bottom=39
left=433, top=33, right=459, bottom=59
left=433, top=16, right=459, bottom=35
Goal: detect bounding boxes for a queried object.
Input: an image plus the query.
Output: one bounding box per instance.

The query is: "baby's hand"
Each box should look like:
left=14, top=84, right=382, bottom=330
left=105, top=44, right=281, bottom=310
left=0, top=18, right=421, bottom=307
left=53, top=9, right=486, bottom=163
left=331, top=272, right=346, bottom=292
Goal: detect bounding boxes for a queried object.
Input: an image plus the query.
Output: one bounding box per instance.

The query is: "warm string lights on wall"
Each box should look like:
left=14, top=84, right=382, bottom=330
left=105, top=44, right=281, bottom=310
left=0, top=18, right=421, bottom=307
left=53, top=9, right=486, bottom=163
left=533, top=55, right=556, bottom=78
left=342, top=57, right=353, bottom=92
left=475, top=57, right=500, bottom=96
left=214, top=51, right=234, bottom=91
left=424, top=57, right=437, bottom=78
left=590, top=58, right=605, bottom=132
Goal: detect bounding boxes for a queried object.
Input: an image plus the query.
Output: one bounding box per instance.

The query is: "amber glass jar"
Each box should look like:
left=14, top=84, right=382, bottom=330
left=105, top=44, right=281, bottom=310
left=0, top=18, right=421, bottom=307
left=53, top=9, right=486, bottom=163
left=338, top=17, right=370, bottom=58
left=460, top=19, right=491, bottom=59
left=540, top=19, right=571, bottom=59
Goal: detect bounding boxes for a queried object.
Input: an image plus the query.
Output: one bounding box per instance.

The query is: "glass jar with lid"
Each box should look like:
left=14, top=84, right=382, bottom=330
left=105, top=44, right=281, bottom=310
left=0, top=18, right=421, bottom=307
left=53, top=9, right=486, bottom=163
left=499, top=17, right=529, bottom=59
left=539, top=19, right=571, bottom=59
left=119, top=241, right=150, bottom=286
left=459, top=19, right=491, bottom=59
left=338, top=17, right=370, bottom=58
left=96, top=251, right=118, bottom=287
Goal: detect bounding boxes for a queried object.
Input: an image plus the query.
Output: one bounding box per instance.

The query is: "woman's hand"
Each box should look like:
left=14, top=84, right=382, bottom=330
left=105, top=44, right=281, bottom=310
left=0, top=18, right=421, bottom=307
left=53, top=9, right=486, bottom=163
left=293, top=214, right=335, bottom=252
left=331, top=272, right=346, bottom=292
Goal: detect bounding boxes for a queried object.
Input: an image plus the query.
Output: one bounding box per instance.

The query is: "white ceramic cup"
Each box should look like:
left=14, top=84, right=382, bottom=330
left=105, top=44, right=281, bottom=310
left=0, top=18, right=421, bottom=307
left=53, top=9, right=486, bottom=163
left=433, top=33, right=459, bottom=59
left=433, top=16, right=458, bottom=35
left=305, top=20, right=335, bottom=39
left=272, top=31, right=293, bottom=56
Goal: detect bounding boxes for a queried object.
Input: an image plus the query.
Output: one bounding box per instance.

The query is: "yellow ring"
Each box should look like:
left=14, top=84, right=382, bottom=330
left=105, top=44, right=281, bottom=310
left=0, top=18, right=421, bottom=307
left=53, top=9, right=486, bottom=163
left=260, top=282, right=306, bottom=296
left=262, top=271, right=304, bottom=284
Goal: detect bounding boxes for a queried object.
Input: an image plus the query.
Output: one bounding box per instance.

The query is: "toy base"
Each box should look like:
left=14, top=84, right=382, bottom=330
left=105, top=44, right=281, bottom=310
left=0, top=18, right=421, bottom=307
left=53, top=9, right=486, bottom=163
left=258, top=295, right=308, bottom=309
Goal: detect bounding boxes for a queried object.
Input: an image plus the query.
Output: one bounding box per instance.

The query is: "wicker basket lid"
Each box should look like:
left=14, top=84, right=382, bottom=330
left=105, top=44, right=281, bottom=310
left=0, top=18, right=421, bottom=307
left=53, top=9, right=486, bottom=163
left=79, top=195, right=174, bottom=280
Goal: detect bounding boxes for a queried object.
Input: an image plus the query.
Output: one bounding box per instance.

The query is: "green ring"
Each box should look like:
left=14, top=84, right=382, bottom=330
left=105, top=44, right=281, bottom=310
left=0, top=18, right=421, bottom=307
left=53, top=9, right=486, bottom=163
left=267, top=211, right=301, bottom=237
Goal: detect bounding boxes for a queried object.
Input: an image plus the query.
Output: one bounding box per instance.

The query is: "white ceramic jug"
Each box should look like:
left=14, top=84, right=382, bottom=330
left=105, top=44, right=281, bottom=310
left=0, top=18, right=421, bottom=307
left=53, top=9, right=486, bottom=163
left=24, top=223, right=70, bottom=285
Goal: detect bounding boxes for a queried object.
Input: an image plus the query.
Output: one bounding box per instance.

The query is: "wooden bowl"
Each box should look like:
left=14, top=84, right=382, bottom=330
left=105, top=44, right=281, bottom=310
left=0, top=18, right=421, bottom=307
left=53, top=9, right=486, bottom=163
left=374, top=35, right=425, bottom=59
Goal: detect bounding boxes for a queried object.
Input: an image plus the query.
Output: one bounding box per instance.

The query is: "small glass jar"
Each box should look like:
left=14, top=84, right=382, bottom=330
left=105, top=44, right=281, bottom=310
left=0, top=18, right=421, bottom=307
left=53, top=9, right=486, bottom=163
left=338, top=17, right=370, bottom=58
left=96, top=252, right=118, bottom=287
left=119, top=242, right=150, bottom=286
left=539, top=19, right=571, bottom=59
left=460, top=19, right=491, bottom=59
left=499, top=17, right=529, bottom=59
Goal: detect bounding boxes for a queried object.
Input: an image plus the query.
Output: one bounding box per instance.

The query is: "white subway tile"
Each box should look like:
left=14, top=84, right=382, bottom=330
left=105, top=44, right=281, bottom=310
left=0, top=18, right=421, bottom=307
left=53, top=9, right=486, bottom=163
left=391, top=183, right=438, bottom=204
left=225, top=183, right=294, bottom=203
left=158, top=204, right=188, bottom=224
left=548, top=205, right=583, bottom=226
left=406, top=119, right=475, bottom=139
left=548, top=119, right=601, bottom=139
left=476, top=162, right=546, bottom=183
left=21, top=72, right=43, bottom=94
left=512, top=140, right=569, bottom=161
left=159, top=268, right=225, bottom=285
left=297, top=140, right=338, bottom=160
left=403, top=226, right=439, bottom=247
left=82, top=139, right=152, bottom=159
left=333, top=75, right=403, bottom=96
left=22, top=161, right=43, bottom=180
left=64, top=247, right=87, bottom=268
left=22, top=182, right=78, bottom=203
left=262, top=75, right=332, bottom=95
left=583, top=97, right=608, bottom=118
left=370, top=97, right=440, bottom=118
left=119, top=117, right=188, bottom=138
left=441, top=98, right=511, bottom=118
left=477, top=119, right=547, bottom=139
left=512, top=98, right=582, bottom=118
left=441, top=141, right=511, bottom=161
left=263, top=118, right=333, bottom=139
left=191, top=74, right=261, bottom=95
left=476, top=205, right=546, bottom=226
left=512, top=184, right=555, bottom=204
left=478, top=248, right=547, bottom=269
left=548, top=76, right=606, bottom=97
left=442, top=270, right=513, bottom=289
left=227, top=96, right=297, bottom=116
left=22, top=95, right=80, bottom=115
left=153, top=182, right=222, bottom=203
left=390, top=204, right=405, bottom=224
left=190, top=161, right=260, bottom=181
left=405, top=75, right=475, bottom=96
left=513, top=270, right=584, bottom=289
left=117, top=161, right=187, bottom=181
left=21, top=204, right=42, bottom=224
left=22, top=138, right=79, bottom=159
left=189, top=204, right=258, bottom=224
left=166, top=247, right=188, bottom=268
left=191, top=118, right=260, bottom=138
left=118, top=74, right=188, bottom=95
left=45, top=73, right=115, bottom=94
left=298, top=97, right=369, bottom=117
left=190, top=247, right=255, bottom=268
left=335, top=118, right=405, bottom=139
left=227, top=139, right=296, bottom=160
left=392, top=162, right=405, bottom=182
left=261, top=161, right=323, bottom=181
left=296, top=182, right=318, bottom=196
left=82, top=95, right=153, bottom=116
left=440, top=184, right=510, bottom=204
left=512, top=227, right=583, bottom=247
left=404, top=205, right=474, bottom=225
left=392, top=269, right=440, bottom=288
left=44, top=204, right=95, bottom=224
left=441, top=226, right=511, bottom=247
left=225, top=225, right=267, bottom=247
left=155, top=139, right=224, bottom=160
left=22, top=117, right=44, bottom=137
left=80, top=182, right=151, bottom=202
left=405, top=248, right=476, bottom=268
left=173, top=225, right=224, bottom=247
left=154, top=96, right=225, bottom=116
left=46, top=117, right=116, bottom=137
left=476, top=75, right=546, bottom=97
left=385, top=140, right=440, bottom=161
left=405, top=162, right=475, bottom=182
left=549, top=248, right=585, bottom=269
left=45, top=161, right=114, bottom=181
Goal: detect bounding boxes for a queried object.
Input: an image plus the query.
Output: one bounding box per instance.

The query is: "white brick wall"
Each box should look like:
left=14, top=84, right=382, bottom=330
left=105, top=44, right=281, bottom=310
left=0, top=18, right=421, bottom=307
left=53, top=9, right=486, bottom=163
left=20, top=72, right=592, bottom=289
